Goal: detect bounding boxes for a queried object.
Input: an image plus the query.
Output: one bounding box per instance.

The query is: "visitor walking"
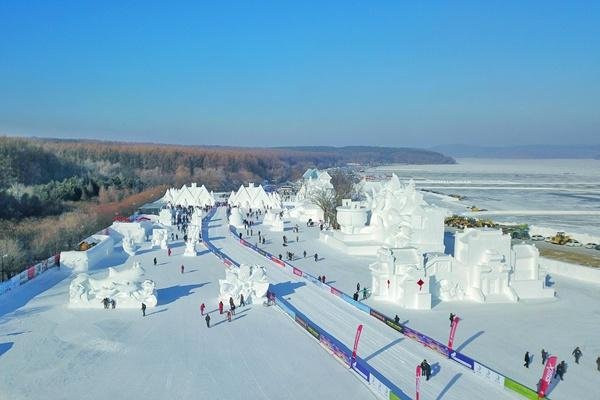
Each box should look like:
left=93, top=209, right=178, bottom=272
left=181, top=265, right=184, bottom=274
left=111, top=299, right=116, bottom=309
left=205, top=313, right=211, bottom=328
left=227, top=310, right=232, bottom=322
left=555, top=361, right=566, bottom=380
left=596, top=356, right=600, bottom=372
left=357, top=282, right=361, bottom=292
left=229, top=297, right=235, bottom=310
left=141, top=303, right=146, bottom=317
left=200, top=303, right=206, bottom=316
left=303, top=250, right=307, bottom=258
left=219, top=301, right=224, bottom=314
left=449, top=313, right=455, bottom=326
left=231, top=304, right=236, bottom=316
left=573, top=347, right=583, bottom=364
left=362, top=287, right=367, bottom=300
left=322, top=275, right=326, bottom=283
left=524, top=351, right=531, bottom=368
left=394, top=315, right=400, bottom=325
left=421, top=360, right=431, bottom=381
left=314, top=253, right=318, bottom=262
left=541, top=349, right=548, bottom=364
left=168, top=248, right=172, bottom=257
left=153, top=257, right=157, bottom=266
left=353, top=292, right=359, bottom=301
left=240, top=294, right=245, bottom=307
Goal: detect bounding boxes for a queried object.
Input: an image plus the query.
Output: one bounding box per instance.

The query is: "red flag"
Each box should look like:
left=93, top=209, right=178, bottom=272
left=416, top=365, right=422, bottom=400
left=448, top=316, right=460, bottom=350
left=352, top=324, right=363, bottom=362
left=538, top=355, right=558, bottom=398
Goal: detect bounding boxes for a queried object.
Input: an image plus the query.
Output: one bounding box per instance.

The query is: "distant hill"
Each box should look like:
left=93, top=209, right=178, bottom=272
left=431, top=144, right=600, bottom=159
left=275, top=146, right=455, bottom=165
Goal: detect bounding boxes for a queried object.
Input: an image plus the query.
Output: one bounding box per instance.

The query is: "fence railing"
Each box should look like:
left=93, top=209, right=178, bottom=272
left=0, top=255, right=59, bottom=297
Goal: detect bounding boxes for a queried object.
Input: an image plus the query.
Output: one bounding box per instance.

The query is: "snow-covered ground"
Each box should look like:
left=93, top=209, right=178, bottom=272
left=247, top=213, right=600, bottom=400
left=0, top=231, right=376, bottom=400
left=2, top=205, right=598, bottom=399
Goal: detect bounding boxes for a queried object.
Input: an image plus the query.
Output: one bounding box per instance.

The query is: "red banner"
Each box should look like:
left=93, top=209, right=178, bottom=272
left=538, top=355, right=557, bottom=398
left=352, top=324, right=363, bottom=363
left=416, top=365, right=422, bottom=400
left=27, top=266, right=35, bottom=280
left=448, top=316, right=460, bottom=350
left=293, top=267, right=302, bottom=277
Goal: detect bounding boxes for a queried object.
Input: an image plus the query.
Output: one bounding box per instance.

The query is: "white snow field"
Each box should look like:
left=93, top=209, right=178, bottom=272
left=242, top=211, right=600, bottom=400
left=0, top=228, right=376, bottom=399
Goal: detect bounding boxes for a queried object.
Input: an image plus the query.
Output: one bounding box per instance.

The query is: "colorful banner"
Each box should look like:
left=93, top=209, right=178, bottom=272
left=293, top=267, right=302, bottom=277
left=415, top=365, right=422, bottom=400
left=538, top=355, right=557, bottom=398
left=448, top=316, right=460, bottom=350
left=352, top=324, right=363, bottom=362
left=449, top=350, right=475, bottom=370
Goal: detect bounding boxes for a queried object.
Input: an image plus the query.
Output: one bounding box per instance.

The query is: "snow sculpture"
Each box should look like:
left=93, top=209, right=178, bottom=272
left=184, top=224, right=201, bottom=257
left=320, top=174, right=447, bottom=256
left=122, top=234, right=138, bottom=256
left=370, top=247, right=432, bottom=309
left=262, top=210, right=284, bottom=232
left=228, top=183, right=281, bottom=210
left=158, top=208, right=173, bottom=226
left=371, top=228, right=554, bottom=309
left=219, top=264, right=269, bottom=305
left=69, top=262, right=157, bottom=308
left=110, top=221, right=150, bottom=244
left=160, top=183, right=215, bottom=208
left=151, top=228, right=169, bottom=249
left=60, top=234, right=114, bottom=272
left=289, top=169, right=333, bottom=223
left=228, top=207, right=245, bottom=229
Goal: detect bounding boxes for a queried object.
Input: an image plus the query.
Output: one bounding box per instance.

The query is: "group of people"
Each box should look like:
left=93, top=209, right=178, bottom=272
left=523, top=346, right=598, bottom=381
left=352, top=283, right=368, bottom=301
left=201, top=295, right=248, bottom=328
left=101, top=297, right=116, bottom=309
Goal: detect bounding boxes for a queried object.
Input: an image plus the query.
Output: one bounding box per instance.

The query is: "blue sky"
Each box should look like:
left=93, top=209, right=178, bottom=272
left=0, top=1, right=598, bottom=147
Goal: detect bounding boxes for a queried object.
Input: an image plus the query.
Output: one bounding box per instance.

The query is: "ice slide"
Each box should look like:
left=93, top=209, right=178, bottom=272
left=205, top=208, right=520, bottom=400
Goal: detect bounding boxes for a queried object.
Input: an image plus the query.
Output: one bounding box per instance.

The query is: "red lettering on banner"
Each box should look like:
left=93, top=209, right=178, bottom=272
left=538, top=356, right=558, bottom=398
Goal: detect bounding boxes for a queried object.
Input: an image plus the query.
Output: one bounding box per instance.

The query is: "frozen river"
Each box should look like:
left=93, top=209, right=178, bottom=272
left=369, top=158, right=600, bottom=240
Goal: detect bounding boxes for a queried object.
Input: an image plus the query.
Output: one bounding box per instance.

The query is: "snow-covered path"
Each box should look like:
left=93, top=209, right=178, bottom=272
left=207, top=208, right=520, bottom=400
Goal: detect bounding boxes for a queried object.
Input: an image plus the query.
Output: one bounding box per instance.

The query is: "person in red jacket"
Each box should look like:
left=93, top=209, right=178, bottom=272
left=200, top=303, right=205, bottom=316
left=218, top=301, right=224, bottom=314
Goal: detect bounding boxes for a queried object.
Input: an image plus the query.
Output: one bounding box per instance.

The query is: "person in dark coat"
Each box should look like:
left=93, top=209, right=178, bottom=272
left=524, top=351, right=531, bottom=368
left=111, top=299, right=116, bottom=309
left=449, top=313, right=455, bottom=326
left=303, top=250, right=307, bottom=258
left=421, top=360, right=431, bottom=380
left=353, top=292, right=359, bottom=301
left=541, top=349, right=548, bottom=364
left=555, top=361, right=566, bottom=380
left=314, top=253, right=318, bottom=262
left=229, top=297, right=235, bottom=310
left=153, top=257, right=157, bottom=266
left=394, top=315, right=400, bottom=325
left=141, top=303, right=147, bottom=317
left=240, top=294, right=245, bottom=307
left=322, top=275, right=326, bottom=283
left=596, top=356, right=600, bottom=372
left=205, top=313, right=211, bottom=328
left=572, top=347, right=582, bottom=364
left=357, top=282, right=361, bottom=292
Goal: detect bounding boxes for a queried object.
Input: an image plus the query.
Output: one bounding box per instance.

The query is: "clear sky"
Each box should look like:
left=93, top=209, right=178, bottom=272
left=0, top=1, right=598, bottom=148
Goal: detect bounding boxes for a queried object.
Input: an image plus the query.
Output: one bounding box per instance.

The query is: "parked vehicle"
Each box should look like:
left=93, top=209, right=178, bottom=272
left=531, top=235, right=545, bottom=241
left=565, top=240, right=582, bottom=247
left=584, top=243, right=598, bottom=249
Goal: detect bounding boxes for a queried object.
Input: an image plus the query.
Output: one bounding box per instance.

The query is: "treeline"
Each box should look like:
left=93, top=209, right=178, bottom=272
left=0, top=185, right=166, bottom=281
